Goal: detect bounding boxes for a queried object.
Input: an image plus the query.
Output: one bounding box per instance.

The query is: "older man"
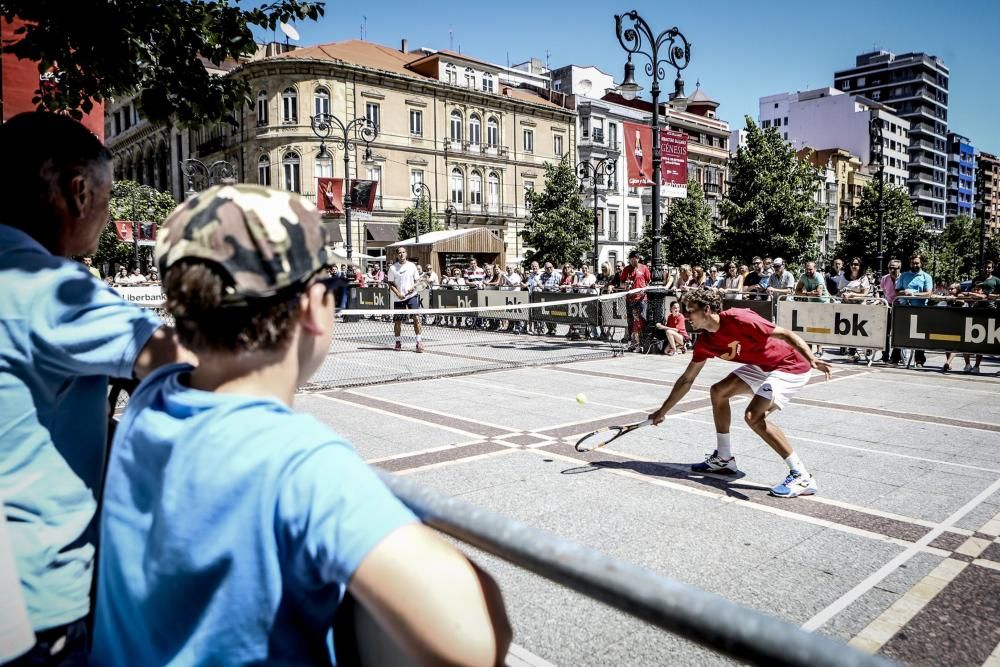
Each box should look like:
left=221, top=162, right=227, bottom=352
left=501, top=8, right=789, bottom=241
left=0, top=112, right=187, bottom=665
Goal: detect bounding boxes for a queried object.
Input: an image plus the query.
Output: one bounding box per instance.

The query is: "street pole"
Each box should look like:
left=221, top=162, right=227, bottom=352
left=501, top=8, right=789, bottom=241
left=615, top=11, right=691, bottom=284
left=310, top=113, right=379, bottom=263
left=412, top=181, right=434, bottom=245
left=577, top=157, right=616, bottom=273
left=870, top=115, right=886, bottom=276
left=131, top=190, right=139, bottom=271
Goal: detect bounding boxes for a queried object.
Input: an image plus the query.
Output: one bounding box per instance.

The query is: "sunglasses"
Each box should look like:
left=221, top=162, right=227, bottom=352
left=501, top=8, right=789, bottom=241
left=851, top=263, right=860, bottom=266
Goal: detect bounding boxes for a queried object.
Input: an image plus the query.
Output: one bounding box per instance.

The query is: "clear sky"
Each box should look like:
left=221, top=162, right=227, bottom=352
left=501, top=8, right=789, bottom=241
left=267, top=0, right=1000, bottom=152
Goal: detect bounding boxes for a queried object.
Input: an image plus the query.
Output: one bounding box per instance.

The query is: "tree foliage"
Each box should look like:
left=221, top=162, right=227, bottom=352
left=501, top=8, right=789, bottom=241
left=397, top=197, right=444, bottom=241
left=717, top=117, right=825, bottom=264
left=834, top=181, right=928, bottom=274
left=930, top=215, right=1000, bottom=284
left=662, top=180, right=716, bottom=267
left=95, top=181, right=178, bottom=271
left=0, top=0, right=325, bottom=126
left=520, top=158, right=593, bottom=268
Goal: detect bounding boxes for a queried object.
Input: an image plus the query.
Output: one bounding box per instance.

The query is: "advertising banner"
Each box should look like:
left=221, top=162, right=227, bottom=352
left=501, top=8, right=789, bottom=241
left=623, top=122, right=688, bottom=198
left=776, top=300, right=888, bottom=348
left=113, top=284, right=165, bottom=307
left=113, top=221, right=157, bottom=245
left=529, top=292, right=599, bottom=325
left=350, top=287, right=390, bottom=309
left=891, top=305, right=1000, bottom=353
left=723, top=299, right=774, bottom=322
left=317, top=179, right=379, bottom=215
left=480, top=289, right=530, bottom=322
left=430, top=288, right=478, bottom=310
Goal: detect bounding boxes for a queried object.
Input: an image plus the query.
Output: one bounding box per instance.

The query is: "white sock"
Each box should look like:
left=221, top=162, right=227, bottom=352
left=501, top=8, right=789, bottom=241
left=395, top=336, right=401, bottom=343
left=416, top=335, right=422, bottom=343
left=716, top=433, right=732, bottom=460
left=784, top=452, right=807, bottom=476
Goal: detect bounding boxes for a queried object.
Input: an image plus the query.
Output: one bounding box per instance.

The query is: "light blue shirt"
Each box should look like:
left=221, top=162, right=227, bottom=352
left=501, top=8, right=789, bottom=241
left=92, top=365, right=417, bottom=666
left=0, top=224, right=160, bottom=631
left=895, top=269, right=933, bottom=305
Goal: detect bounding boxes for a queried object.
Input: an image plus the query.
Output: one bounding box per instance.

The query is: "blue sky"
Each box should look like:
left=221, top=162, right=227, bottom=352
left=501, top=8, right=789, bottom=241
left=269, top=0, right=1000, bottom=152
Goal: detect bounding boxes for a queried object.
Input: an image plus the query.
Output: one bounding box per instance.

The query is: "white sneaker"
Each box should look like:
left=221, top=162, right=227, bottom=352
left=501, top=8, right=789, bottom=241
left=971, top=366, right=981, bottom=374
left=691, top=450, right=740, bottom=476
left=770, top=470, right=818, bottom=498
left=963, top=363, right=973, bottom=373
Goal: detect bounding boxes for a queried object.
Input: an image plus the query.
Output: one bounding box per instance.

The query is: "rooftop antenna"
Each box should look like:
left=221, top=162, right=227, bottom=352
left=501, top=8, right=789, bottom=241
left=361, top=16, right=367, bottom=40
left=449, top=25, right=453, bottom=51
left=279, top=22, right=300, bottom=48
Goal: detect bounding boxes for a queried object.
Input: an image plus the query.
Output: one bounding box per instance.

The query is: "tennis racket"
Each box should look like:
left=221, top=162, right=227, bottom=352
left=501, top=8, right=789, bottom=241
left=402, top=277, right=430, bottom=300
left=574, top=418, right=652, bottom=452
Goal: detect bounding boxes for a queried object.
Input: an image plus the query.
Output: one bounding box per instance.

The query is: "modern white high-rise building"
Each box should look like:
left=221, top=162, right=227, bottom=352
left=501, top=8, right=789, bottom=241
left=758, top=87, right=910, bottom=188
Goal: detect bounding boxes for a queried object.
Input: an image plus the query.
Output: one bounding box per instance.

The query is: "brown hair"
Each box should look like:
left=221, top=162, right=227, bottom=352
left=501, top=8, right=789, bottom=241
left=683, top=286, right=723, bottom=313
left=163, top=260, right=304, bottom=353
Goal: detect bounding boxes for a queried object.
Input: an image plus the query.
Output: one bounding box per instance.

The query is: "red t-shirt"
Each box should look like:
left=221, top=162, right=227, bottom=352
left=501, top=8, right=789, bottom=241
left=620, top=264, right=651, bottom=301
left=666, top=312, right=689, bottom=339
left=692, top=308, right=810, bottom=374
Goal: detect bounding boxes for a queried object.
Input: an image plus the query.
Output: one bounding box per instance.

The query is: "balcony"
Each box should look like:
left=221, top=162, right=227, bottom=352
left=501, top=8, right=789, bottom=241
left=196, top=135, right=228, bottom=155
left=703, top=182, right=720, bottom=195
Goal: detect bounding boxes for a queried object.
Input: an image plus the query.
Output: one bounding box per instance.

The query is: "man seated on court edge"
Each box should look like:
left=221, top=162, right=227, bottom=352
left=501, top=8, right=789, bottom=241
left=91, top=184, right=511, bottom=666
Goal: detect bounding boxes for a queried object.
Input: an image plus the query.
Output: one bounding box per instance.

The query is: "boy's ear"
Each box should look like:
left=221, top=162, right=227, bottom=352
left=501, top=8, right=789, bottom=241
left=299, top=283, right=330, bottom=336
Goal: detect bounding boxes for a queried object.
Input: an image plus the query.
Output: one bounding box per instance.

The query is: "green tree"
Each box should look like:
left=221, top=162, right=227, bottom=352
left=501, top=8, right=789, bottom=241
left=520, top=158, right=592, bottom=268
left=1, top=0, right=324, bottom=126
left=397, top=197, right=444, bottom=241
left=96, top=181, right=177, bottom=271
left=661, top=179, right=716, bottom=267
left=834, top=181, right=928, bottom=274
left=717, top=117, right=825, bottom=264
left=930, top=215, right=1000, bottom=284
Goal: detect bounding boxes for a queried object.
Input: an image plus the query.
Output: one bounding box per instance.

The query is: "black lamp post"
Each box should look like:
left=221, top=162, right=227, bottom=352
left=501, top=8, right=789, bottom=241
left=577, top=157, right=616, bottom=272
left=181, top=158, right=237, bottom=199
left=411, top=182, right=433, bottom=244
left=615, top=10, right=691, bottom=283
left=445, top=204, right=458, bottom=229
left=869, top=115, right=886, bottom=276
left=310, top=113, right=378, bottom=260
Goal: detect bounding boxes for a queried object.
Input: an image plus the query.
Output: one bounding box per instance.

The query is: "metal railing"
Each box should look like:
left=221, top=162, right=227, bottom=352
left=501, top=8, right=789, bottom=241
left=377, top=470, right=896, bottom=667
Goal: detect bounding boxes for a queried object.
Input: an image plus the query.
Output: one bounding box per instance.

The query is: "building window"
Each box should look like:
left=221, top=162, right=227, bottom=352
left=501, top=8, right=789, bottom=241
left=597, top=209, right=605, bottom=235
left=469, top=114, right=481, bottom=146
left=554, top=134, right=563, bottom=156
left=450, top=110, right=463, bottom=143
left=628, top=211, right=638, bottom=240
left=258, top=155, right=271, bottom=186
left=487, top=117, right=499, bottom=147
left=482, top=73, right=494, bottom=93
left=367, top=166, right=382, bottom=209
left=409, top=109, right=423, bottom=136
left=365, top=102, right=380, bottom=129
left=410, top=170, right=424, bottom=203
left=450, top=168, right=464, bottom=204
left=314, top=87, right=329, bottom=117
left=523, top=129, right=534, bottom=153
left=282, top=151, right=300, bottom=192
left=257, top=91, right=269, bottom=126
left=608, top=123, right=618, bottom=149
left=465, top=67, right=475, bottom=89
left=488, top=171, right=500, bottom=210
left=282, top=88, right=297, bottom=123
left=470, top=170, right=483, bottom=205
left=609, top=210, right=618, bottom=240
left=445, top=63, right=457, bottom=85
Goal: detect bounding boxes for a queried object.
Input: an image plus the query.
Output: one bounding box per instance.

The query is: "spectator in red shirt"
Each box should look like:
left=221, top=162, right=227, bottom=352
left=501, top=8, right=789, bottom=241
left=655, top=300, right=690, bottom=355
left=620, top=250, right=651, bottom=351
left=649, top=287, right=832, bottom=498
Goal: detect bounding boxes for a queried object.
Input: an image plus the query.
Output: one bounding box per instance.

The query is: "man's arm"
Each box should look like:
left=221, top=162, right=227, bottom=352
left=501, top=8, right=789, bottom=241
left=349, top=523, right=512, bottom=667
left=769, top=327, right=832, bottom=379
left=133, top=326, right=196, bottom=379
left=649, top=359, right=705, bottom=424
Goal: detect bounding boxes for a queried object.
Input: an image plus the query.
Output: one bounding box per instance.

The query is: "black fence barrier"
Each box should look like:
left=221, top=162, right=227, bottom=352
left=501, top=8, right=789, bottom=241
left=528, top=291, right=600, bottom=325
left=429, top=288, right=479, bottom=309
left=892, top=304, right=1000, bottom=354
left=723, top=297, right=775, bottom=322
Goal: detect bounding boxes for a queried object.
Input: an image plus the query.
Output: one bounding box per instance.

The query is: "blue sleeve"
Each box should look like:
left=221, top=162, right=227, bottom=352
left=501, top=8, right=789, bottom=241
left=35, top=272, right=162, bottom=378
left=276, top=442, right=417, bottom=586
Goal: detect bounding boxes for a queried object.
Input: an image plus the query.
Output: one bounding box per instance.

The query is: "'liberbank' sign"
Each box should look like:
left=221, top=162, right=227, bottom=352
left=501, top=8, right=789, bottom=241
left=891, top=305, right=1000, bottom=354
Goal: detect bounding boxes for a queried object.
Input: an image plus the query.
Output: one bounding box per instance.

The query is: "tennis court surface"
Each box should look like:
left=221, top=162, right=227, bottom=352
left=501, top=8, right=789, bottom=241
left=296, top=347, right=1000, bottom=666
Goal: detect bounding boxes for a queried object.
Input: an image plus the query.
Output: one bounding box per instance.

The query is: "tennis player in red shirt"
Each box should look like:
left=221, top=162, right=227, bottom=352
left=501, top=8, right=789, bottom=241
left=649, top=287, right=832, bottom=497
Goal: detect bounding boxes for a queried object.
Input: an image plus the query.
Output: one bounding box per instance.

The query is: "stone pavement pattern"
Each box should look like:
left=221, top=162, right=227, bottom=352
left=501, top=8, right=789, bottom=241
left=296, top=350, right=1000, bottom=666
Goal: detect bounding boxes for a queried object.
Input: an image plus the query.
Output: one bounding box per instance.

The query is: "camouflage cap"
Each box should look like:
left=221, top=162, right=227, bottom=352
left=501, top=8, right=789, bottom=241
left=156, top=184, right=330, bottom=305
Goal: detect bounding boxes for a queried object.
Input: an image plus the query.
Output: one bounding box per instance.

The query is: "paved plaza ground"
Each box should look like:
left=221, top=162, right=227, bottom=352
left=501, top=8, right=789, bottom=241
left=295, top=336, right=1000, bottom=666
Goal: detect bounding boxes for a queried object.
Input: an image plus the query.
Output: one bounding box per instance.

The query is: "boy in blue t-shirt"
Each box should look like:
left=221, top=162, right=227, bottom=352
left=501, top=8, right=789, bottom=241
left=92, top=185, right=510, bottom=667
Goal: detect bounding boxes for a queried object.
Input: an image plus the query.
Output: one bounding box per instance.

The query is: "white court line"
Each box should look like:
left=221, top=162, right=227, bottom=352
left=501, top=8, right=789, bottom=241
left=788, top=400, right=1000, bottom=433
left=394, top=448, right=516, bottom=475
left=364, top=439, right=493, bottom=464
left=449, top=376, right=642, bottom=410
left=851, top=374, right=1000, bottom=395
left=672, top=414, right=1000, bottom=474
left=309, top=394, right=484, bottom=438
left=505, top=642, right=557, bottom=667
left=343, top=390, right=518, bottom=433
left=802, top=475, right=1000, bottom=631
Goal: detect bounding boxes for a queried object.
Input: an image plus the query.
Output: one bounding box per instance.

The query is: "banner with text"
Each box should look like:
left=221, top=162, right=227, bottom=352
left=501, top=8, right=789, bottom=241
left=113, top=284, right=165, bottom=307
left=317, top=179, right=379, bottom=215
left=776, top=300, right=888, bottom=348
left=529, top=292, right=599, bottom=325
left=623, top=122, right=688, bottom=198
left=891, top=305, right=1000, bottom=354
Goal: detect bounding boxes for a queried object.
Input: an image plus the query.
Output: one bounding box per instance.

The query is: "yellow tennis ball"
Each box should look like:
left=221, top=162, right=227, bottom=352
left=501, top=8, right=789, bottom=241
left=576, top=393, right=587, bottom=405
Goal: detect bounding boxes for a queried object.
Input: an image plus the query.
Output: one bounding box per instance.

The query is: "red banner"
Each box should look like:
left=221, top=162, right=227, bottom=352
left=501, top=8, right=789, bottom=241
left=113, top=221, right=157, bottom=243
left=623, top=122, right=688, bottom=198
left=317, top=178, right=379, bottom=215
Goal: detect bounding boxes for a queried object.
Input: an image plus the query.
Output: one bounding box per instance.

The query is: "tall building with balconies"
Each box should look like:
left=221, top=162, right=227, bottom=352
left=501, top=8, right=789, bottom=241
left=976, top=151, right=1000, bottom=238
left=833, top=50, right=949, bottom=229
left=946, top=132, right=975, bottom=219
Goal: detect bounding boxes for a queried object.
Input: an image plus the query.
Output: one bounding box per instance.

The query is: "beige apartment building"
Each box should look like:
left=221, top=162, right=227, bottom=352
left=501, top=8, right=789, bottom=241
left=180, top=39, right=577, bottom=262
left=800, top=147, right=872, bottom=253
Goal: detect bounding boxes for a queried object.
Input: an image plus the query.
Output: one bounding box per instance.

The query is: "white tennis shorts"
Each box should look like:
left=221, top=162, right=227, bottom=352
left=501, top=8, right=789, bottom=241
left=731, top=364, right=810, bottom=410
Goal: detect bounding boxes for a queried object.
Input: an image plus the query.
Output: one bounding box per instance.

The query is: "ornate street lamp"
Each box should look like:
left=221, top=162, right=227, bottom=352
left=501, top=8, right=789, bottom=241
left=411, top=181, right=433, bottom=245
left=577, top=157, right=617, bottom=272
left=310, top=113, right=379, bottom=260
left=869, top=114, right=886, bottom=276
left=615, top=10, right=691, bottom=283
left=181, top=158, right=237, bottom=199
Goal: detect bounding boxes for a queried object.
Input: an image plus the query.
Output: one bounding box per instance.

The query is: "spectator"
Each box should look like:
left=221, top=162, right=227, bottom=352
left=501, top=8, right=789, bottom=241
left=147, top=267, right=159, bottom=283
left=766, top=258, right=795, bottom=296
left=422, top=264, right=440, bottom=287
left=655, top=300, right=690, bottom=355
left=500, top=265, right=521, bottom=290
left=743, top=256, right=769, bottom=299
left=114, top=266, right=130, bottom=284
left=485, top=264, right=503, bottom=288
left=825, top=258, right=847, bottom=296
left=739, top=264, right=749, bottom=279
left=762, top=256, right=775, bottom=280
left=579, top=264, right=599, bottom=294
left=839, top=258, right=870, bottom=301
left=0, top=111, right=187, bottom=665
left=691, top=266, right=708, bottom=288
left=559, top=263, right=578, bottom=291
left=896, top=254, right=934, bottom=368
left=598, top=261, right=614, bottom=290
left=538, top=262, right=560, bottom=335
left=706, top=265, right=723, bottom=288
left=879, top=258, right=903, bottom=364
left=92, top=185, right=511, bottom=666
left=620, top=250, right=651, bottom=351
left=81, top=255, right=101, bottom=279
left=675, top=264, right=694, bottom=291
left=721, top=261, right=743, bottom=298
left=368, top=262, right=384, bottom=284
left=606, top=261, right=626, bottom=292
left=662, top=266, right=677, bottom=290
left=465, top=258, right=486, bottom=288
left=128, top=266, right=147, bottom=283
left=954, top=259, right=998, bottom=373
left=794, top=261, right=829, bottom=357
